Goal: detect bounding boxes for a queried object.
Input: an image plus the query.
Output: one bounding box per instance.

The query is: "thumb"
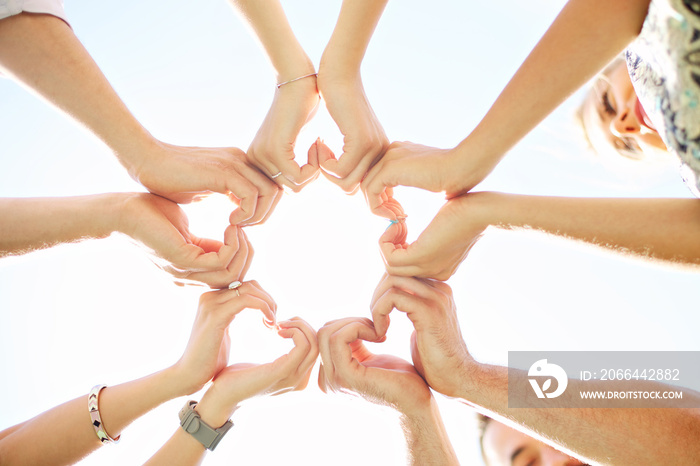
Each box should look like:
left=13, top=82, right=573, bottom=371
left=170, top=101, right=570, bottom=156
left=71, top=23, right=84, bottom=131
left=410, top=330, right=426, bottom=379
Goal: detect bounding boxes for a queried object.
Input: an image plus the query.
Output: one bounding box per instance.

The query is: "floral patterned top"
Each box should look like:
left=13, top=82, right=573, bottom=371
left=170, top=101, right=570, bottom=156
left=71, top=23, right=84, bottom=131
left=627, top=0, right=700, bottom=196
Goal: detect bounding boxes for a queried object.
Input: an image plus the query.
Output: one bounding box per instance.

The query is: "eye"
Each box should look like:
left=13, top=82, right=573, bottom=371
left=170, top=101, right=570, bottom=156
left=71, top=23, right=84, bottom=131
left=602, top=91, right=616, bottom=116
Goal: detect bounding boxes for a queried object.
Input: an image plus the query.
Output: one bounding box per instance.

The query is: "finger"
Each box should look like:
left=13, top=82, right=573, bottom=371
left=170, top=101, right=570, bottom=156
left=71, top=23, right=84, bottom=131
left=369, top=275, right=442, bottom=309
left=204, top=291, right=276, bottom=329
left=278, top=318, right=319, bottom=382
left=249, top=176, right=283, bottom=225
left=238, top=280, right=277, bottom=325
left=225, top=227, right=253, bottom=281
left=277, top=158, right=319, bottom=190
left=317, top=317, right=373, bottom=389
left=224, top=162, right=278, bottom=226
left=334, top=142, right=385, bottom=195
left=379, top=224, right=426, bottom=277
left=363, top=163, right=398, bottom=216
left=191, top=237, right=224, bottom=254
left=315, top=140, right=361, bottom=194
left=318, top=317, right=375, bottom=368
left=410, top=330, right=425, bottom=378
left=371, top=287, right=433, bottom=333
left=215, top=282, right=276, bottom=325
left=274, top=325, right=311, bottom=375
left=176, top=227, right=242, bottom=288
left=328, top=319, right=381, bottom=385
left=318, top=362, right=329, bottom=393
left=237, top=229, right=255, bottom=279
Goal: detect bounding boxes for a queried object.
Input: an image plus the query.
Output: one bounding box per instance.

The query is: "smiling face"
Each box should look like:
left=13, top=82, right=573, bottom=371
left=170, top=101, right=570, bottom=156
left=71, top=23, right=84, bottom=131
left=581, top=58, right=667, bottom=160
left=482, top=420, right=589, bottom=466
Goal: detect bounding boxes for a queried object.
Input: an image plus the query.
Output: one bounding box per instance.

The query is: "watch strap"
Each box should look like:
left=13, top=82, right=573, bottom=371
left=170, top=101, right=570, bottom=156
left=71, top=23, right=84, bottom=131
left=179, top=400, right=233, bottom=451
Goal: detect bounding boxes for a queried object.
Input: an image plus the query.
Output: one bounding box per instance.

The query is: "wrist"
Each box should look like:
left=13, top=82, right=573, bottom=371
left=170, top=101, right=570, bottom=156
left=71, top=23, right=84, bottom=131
left=451, top=357, right=485, bottom=401
left=90, top=193, right=129, bottom=238
left=159, top=365, right=196, bottom=400
left=273, top=55, right=316, bottom=85
left=318, top=50, right=362, bottom=84
left=110, top=129, right=159, bottom=181
left=448, top=136, right=504, bottom=194
left=112, top=192, right=148, bottom=239
left=450, top=191, right=500, bottom=234
left=196, top=385, right=238, bottom=429
left=399, top=392, right=439, bottom=421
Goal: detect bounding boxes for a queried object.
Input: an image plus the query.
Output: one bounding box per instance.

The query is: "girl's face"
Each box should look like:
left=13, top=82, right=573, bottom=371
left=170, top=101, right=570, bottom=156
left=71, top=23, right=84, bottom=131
left=584, top=60, right=667, bottom=159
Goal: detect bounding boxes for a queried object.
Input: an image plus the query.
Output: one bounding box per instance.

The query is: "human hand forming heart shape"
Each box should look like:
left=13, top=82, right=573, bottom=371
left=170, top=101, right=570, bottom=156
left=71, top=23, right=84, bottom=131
left=165, top=283, right=317, bottom=425
left=370, top=275, right=472, bottom=399
left=316, top=317, right=432, bottom=417
left=377, top=193, right=488, bottom=281
left=316, top=316, right=460, bottom=465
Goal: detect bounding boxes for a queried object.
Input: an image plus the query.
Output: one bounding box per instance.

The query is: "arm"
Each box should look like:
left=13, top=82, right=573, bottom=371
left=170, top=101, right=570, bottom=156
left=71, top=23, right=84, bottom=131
left=0, top=13, right=280, bottom=225
left=0, top=193, right=254, bottom=288
left=0, top=284, right=277, bottom=465
left=379, top=192, right=700, bottom=280
left=228, top=0, right=320, bottom=191
left=316, top=0, right=390, bottom=193
left=362, top=0, right=652, bottom=216
left=146, top=317, right=318, bottom=465
left=317, top=317, right=458, bottom=465
left=370, top=275, right=700, bottom=464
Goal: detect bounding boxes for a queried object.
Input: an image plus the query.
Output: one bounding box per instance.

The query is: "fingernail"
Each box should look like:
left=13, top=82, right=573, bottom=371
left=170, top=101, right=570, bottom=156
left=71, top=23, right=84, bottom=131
left=263, top=317, right=277, bottom=329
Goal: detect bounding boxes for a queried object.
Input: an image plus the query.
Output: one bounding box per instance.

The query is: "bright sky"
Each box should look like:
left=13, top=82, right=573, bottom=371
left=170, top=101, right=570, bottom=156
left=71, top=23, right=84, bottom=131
left=0, top=1, right=698, bottom=465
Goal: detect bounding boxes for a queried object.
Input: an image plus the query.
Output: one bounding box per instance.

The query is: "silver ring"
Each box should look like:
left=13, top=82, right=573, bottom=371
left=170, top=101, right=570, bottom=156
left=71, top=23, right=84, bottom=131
left=270, top=172, right=283, bottom=179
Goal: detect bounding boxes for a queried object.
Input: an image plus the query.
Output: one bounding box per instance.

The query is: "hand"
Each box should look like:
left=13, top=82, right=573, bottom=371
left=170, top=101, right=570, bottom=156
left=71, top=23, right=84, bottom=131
left=126, top=141, right=282, bottom=226
left=378, top=193, right=489, bottom=280
left=246, top=77, right=321, bottom=192
left=370, top=275, right=471, bottom=398
left=170, top=282, right=278, bottom=396
left=316, top=73, right=389, bottom=194
left=317, top=317, right=432, bottom=416
left=361, top=141, right=497, bottom=219
left=117, top=193, right=254, bottom=288
left=197, top=317, right=318, bottom=417
left=361, top=142, right=458, bottom=219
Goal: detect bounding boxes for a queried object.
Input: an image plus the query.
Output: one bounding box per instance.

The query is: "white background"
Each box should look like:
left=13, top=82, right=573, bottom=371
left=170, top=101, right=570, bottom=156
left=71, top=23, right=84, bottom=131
left=0, top=1, right=698, bottom=464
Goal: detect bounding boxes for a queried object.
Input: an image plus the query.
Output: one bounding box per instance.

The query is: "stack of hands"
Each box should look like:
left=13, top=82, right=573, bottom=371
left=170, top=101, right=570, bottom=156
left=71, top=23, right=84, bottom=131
left=4, top=0, right=700, bottom=464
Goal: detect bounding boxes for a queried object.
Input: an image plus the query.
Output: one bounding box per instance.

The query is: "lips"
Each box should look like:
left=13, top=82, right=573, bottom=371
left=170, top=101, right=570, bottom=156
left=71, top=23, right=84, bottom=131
left=635, top=98, right=657, bottom=132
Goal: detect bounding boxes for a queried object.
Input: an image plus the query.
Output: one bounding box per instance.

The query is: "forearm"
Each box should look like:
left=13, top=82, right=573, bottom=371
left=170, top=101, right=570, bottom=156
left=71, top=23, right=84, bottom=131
left=320, top=0, right=389, bottom=76
left=0, top=13, right=154, bottom=173
left=400, top=397, right=459, bottom=466
left=453, top=0, right=650, bottom=170
left=228, top=0, right=314, bottom=81
left=455, top=362, right=700, bottom=464
left=0, top=194, right=125, bottom=257
left=477, top=192, right=700, bottom=265
left=0, top=368, right=186, bottom=465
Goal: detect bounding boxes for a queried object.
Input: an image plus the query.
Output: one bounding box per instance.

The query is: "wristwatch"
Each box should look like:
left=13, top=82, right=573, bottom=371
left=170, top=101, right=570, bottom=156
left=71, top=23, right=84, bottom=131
left=178, top=400, right=233, bottom=451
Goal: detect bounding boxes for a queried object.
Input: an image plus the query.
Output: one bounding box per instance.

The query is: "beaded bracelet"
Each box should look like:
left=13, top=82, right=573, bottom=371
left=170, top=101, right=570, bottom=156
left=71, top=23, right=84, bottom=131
left=88, top=384, right=121, bottom=444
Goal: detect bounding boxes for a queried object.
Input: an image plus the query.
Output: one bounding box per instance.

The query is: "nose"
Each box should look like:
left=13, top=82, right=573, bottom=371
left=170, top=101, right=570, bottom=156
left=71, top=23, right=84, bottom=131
left=611, top=103, right=640, bottom=136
